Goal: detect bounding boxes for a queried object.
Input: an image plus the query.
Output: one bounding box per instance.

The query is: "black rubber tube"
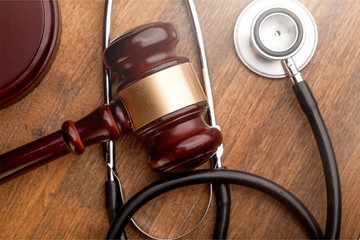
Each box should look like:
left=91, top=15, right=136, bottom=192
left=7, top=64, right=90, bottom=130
left=105, top=180, right=127, bottom=240
left=106, top=169, right=323, bottom=239
left=293, top=81, right=341, bottom=238
left=105, top=181, right=120, bottom=223
left=213, top=169, right=231, bottom=239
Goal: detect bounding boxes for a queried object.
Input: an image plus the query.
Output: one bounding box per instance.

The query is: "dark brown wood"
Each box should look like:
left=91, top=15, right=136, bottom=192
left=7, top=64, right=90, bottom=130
left=104, top=22, right=189, bottom=89
left=104, top=22, right=222, bottom=172
left=142, top=103, right=222, bottom=172
left=0, top=22, right=222, bottom=180
left=0, top=101, right=130, bottom=182
left=0, top=0, right=59, bottom=108
left=0, top=0, right=359, bottom=239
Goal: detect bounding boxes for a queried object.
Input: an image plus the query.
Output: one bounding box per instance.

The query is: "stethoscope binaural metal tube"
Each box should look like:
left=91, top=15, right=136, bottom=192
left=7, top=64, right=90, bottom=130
left=102, top=0, right=126, bottom=227
left=186, top=1, right=230, bottom=239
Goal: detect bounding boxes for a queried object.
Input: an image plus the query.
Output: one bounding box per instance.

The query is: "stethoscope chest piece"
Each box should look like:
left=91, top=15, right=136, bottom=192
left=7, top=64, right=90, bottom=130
left=234, top=0, right=318, bottom=78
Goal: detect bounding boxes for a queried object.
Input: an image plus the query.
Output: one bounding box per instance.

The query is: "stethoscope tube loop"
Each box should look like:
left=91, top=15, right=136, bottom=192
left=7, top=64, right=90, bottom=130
left=107, top=80, right=341, bottom=239
left=107, top=169, right=323, bottom=239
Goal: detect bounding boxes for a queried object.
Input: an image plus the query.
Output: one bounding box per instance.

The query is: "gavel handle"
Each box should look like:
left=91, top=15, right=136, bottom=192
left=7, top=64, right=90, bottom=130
left=0, top=100, right=130, bottom=183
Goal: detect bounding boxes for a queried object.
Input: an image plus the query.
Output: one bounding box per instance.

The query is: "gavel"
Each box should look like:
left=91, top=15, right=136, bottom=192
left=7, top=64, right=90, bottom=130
left=0, top=22, right=222, bottom=182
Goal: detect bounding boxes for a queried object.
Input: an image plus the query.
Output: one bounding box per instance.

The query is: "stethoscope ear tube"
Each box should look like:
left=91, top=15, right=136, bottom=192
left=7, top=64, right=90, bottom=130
left=292, top=80, right=341, bottom=239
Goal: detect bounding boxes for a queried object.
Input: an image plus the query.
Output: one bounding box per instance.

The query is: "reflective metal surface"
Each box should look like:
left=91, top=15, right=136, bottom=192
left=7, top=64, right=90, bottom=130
left=234, top=0, right=318, bottom=78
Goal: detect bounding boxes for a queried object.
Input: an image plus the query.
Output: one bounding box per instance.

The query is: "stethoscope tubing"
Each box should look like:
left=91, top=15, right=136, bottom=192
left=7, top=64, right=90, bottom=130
left=212, top=177, right=231, bottom=239
left=107, top=80, right=341, bottom=239
left=106, top=169, right=323, bottom=239
left=292, top=80, right=341, bottom=239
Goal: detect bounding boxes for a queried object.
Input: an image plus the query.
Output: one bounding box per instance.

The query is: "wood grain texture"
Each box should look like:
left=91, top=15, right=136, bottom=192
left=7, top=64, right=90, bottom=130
left=0, top=0, right=359, bottom=238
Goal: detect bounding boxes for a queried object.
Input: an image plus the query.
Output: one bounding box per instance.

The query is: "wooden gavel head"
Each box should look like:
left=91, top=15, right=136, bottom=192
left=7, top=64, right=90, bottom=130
left=103, top=22, right=222, bottom=173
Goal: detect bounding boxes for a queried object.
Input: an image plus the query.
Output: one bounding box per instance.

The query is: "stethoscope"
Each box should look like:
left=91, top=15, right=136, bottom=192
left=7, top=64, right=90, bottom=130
left=102, top=0, right=341, bottom=239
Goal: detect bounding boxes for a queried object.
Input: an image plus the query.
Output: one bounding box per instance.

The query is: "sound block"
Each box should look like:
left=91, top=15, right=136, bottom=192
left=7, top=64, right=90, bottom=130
left=0, top=0, right=59, bottom=108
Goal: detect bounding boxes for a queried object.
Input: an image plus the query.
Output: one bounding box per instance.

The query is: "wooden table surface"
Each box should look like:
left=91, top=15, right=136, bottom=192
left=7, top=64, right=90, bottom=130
left=1, top=0, right=359, bottom=238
